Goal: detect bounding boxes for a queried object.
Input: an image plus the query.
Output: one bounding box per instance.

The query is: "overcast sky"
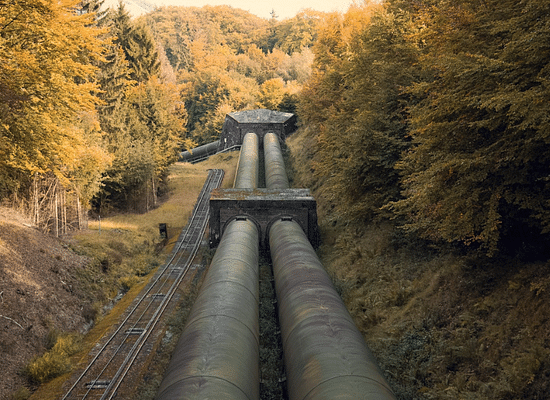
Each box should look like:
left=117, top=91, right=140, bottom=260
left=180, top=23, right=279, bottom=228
left=151, top=0, right=361, bottom=20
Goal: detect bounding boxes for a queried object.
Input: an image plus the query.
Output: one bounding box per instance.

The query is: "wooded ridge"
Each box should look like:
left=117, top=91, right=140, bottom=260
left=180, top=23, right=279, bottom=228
left=1, top=1, right=550, bottom=398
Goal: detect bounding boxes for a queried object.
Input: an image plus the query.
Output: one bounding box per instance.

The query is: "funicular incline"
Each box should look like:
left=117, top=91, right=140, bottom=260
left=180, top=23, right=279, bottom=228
left=61, top=169, right=224, bottom=400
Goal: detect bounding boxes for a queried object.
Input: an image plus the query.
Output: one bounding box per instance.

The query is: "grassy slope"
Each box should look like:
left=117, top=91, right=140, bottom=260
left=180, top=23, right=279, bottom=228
left=27, top=152, right=239, bottom=400
left=287, top=127, right=550, bottom=400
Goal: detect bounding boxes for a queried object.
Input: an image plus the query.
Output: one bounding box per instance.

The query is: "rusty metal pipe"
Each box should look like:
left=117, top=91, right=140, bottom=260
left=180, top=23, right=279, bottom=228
left=269, top=219, right=396, bottom=400
left=157, top=132, right=261, bottom=400
left=263, top=132, right=289, bottom=190
left=179, top=140, right=220, bottom=163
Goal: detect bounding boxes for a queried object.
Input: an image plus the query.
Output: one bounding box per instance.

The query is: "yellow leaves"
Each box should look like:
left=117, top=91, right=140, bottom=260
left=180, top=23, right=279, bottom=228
left=1, top=0, right=105, bottom=174
left=256, top=78, right=285, bottom=110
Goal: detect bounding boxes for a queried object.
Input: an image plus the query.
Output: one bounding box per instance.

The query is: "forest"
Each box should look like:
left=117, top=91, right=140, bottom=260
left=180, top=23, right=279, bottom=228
left=0, top=0, right=320, bottom=230
left=2, top=0, right=550, bottom=398
left=2, top=0, right=548, bottom=254
left=298, top=0, right=550, bottom=257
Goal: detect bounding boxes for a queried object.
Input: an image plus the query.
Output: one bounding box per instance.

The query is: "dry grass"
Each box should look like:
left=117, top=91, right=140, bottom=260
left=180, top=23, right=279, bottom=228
left=28, top=271, right=156, bottom=400
left=85, top=152, right=238, bottom=249
left=25, top=332, right=82, bottom=384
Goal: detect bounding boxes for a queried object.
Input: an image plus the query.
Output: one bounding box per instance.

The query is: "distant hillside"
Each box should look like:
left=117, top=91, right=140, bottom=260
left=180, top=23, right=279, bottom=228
left=102, top=0, right=157, bottom=17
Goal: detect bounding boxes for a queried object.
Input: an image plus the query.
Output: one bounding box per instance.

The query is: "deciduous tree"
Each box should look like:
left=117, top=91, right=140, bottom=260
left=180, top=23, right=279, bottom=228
left=390, top=0, right=550, bottom=255
left=299, top=3, right=418, bottom=222
left=0, top=0, right=106, bottom=197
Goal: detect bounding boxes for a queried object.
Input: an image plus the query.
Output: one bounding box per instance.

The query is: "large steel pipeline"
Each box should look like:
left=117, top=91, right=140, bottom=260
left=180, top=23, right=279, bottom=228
left=156, top=134, right=261, bottom=400
left=155, top=220, right=259, bottom=400
left=234, top=132, right=259, bottom=189
left=179, top=140, right=220, bottom=163
left=264, top=131, right=395, bottom=399
left=263, top=132, right=290, bottom=190
left=269, top=220, right=396, bottom=400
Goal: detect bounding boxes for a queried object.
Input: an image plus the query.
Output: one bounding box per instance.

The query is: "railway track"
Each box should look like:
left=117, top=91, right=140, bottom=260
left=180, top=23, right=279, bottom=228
left=61, top=169, right=224, bottom=400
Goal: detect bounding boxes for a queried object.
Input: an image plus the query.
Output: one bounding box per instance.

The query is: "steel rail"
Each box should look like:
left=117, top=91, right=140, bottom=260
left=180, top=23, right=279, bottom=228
left=85, top=169, right=223, bottom=399
left=99, top=171, right=222, bottom=399
left=62, top=169, right=224, bottom=400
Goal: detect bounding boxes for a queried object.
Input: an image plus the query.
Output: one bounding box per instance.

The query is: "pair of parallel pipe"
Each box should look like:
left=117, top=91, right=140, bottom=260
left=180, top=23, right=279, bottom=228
left=156, top=133, right=260, bottom=400
left=157, top=131, right=395, bottom=400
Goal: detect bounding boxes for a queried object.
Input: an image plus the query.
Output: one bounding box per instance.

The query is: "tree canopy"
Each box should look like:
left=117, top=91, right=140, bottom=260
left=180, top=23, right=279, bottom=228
left=298, top=0, right=550, bottom=256
left=0, top=1, right=321, bottom=220
left=144, top=5, right=320, bottom=144
left=391, top=0, right=550, bottom=255
left=0, top=0, right=106, bottom=189
left=5, top=0, right=547, bottom=254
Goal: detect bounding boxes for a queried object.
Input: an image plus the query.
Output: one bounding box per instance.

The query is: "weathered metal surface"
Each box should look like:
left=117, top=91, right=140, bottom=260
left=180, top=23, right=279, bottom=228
left=62, top=170, right=224, bottom=400
left=269, top=219, right=396, bottom=400
left=179, top=140, right=220, bottom=163
left=264, top=132, right=290, bottom=190
left=155, top=219, right=260, bottom=400
left=234, top=132, right=259, bottom=189
left=219, top=109, right=297, bottom=151
left=209, top=188, right=319, bottom=249
left=157, top=132, right=263, bottom=400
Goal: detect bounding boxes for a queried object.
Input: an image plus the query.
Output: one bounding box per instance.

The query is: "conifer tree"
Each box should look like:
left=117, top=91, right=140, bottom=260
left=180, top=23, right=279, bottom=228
left=108, top=3, right=160, bottom=82
left=93, top=3, right=185, bottom=212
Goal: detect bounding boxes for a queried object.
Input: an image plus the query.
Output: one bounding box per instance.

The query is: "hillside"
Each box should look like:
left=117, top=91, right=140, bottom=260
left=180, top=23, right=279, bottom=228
left=0, top=208, right=90, bottom=399
left=287, top=127, right=550, bottom=400
left=0, top=154, right=238, bottom=400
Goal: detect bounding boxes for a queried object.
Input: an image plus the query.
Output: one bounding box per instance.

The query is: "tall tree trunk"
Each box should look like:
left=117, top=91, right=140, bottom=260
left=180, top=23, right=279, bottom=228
left=76, top=192, right=82, bottom=230
left=33, top=174, right=39, bottom=226
left=62, top=188, right=67, bottom=235
left=54, top=185, right=59, bottom=237
left=152, top=175, right=157, bottom=207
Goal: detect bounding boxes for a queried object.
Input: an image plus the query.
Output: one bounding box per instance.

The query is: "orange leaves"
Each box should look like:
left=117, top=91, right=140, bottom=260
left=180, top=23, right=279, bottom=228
left=1, top=0, right=106, bottom=198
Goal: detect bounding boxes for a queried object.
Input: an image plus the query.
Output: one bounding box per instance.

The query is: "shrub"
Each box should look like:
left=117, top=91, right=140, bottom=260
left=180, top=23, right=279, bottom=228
left=11, top=387, right=31, bottom=400
left=25, top=333, right=81, bottom=384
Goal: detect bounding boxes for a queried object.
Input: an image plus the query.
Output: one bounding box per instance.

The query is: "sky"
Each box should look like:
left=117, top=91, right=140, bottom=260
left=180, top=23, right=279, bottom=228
left=151, top=0, right=360, bottom=20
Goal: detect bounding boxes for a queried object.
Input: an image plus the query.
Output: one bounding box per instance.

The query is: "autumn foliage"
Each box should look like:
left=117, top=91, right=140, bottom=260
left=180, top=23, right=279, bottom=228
left=298, top=0, right=550, bottom=256
left=0, top=1, right=321, bottom=225
left=2, top=0, right=548, bottom=254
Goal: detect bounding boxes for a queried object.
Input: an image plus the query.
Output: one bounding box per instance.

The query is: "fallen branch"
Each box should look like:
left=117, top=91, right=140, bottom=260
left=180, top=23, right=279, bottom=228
left=0, top=315, right=23, bottom=329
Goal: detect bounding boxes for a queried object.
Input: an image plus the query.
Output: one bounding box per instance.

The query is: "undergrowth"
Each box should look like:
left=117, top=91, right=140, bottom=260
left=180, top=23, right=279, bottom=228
left=259, top=257, right=286, bottom=400
left=25, top=331, right=82, bottom=384
left=287, top=127, right=550, bottom=400
left=26, top=154, right=239, bottom=398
